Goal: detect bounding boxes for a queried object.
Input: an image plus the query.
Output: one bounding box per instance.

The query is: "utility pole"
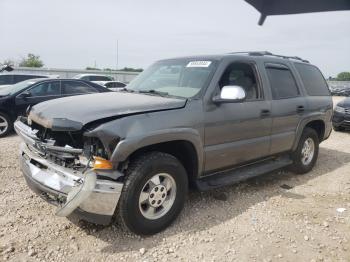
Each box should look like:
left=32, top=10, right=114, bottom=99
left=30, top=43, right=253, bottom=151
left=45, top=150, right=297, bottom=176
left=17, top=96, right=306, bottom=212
left=116, top=39, right=119, bottom=71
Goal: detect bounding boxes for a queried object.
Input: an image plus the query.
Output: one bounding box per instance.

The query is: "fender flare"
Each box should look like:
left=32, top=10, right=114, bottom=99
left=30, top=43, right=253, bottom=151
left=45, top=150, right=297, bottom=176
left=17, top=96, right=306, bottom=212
left=292, top=114, right=327, bottom=151
left=111, top=128, right=204, bottom=174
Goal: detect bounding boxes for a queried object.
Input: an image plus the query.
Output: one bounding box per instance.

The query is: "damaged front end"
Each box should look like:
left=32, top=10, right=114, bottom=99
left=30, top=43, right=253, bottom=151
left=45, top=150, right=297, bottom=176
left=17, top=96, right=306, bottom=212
left=14, top=117, right=123, bottom=225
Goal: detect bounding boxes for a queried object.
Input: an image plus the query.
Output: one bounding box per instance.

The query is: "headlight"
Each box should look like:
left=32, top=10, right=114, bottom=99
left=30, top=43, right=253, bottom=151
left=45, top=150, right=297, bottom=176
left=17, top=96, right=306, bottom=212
left=334, top=106, right=345, bottom=113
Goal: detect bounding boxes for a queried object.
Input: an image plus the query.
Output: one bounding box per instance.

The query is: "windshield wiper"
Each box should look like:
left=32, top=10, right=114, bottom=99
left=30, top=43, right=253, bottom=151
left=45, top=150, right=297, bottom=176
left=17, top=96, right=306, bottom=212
left=139, top=90, right=169, bottom=97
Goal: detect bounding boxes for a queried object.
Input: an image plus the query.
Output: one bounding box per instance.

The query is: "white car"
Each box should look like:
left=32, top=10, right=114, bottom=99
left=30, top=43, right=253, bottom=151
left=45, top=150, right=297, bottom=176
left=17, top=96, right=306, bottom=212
left=73, top=74, right=114, bottom=84
left=94, top=81, right=127, bottom=91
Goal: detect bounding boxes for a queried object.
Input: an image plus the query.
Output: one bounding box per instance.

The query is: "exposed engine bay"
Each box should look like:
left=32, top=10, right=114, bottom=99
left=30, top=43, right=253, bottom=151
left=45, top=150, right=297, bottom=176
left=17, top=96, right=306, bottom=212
left=18, top=116, right=109, bottom=170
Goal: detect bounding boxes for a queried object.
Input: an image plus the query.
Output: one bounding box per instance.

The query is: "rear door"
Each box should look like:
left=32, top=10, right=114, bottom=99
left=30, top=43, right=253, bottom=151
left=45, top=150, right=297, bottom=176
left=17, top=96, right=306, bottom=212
left=15, top=81, right=62, bottom=116
left=264, top=62, right=307, bottom=154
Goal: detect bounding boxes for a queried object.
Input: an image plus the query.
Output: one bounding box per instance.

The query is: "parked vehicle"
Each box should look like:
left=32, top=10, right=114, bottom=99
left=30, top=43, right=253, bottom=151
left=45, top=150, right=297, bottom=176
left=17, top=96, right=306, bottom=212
left=329, top=83, right=350, bottom=97
left=15, top=52, right=332, bottom=235
left=96, top=81, right=127, bottom=91
left=332, top=98, right=350, bottom=131
left=0, top=73, right=49, bottom=86
left=0, top=78, right=109, bottom=137
left=73, top=74, right=114, bottom=82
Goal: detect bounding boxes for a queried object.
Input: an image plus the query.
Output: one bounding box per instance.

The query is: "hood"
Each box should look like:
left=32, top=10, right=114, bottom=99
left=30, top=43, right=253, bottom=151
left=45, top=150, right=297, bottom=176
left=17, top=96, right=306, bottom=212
left=29, top=92, right=186, bottom=131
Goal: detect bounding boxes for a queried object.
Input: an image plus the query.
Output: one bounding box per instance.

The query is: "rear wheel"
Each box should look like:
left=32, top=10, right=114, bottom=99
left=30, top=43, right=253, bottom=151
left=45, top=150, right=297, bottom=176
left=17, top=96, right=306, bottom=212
left=0, top=113, right=12, bottom=138
left=118, top=152, right=188, bottom=235
left=290, top=127, right=319, bottom=174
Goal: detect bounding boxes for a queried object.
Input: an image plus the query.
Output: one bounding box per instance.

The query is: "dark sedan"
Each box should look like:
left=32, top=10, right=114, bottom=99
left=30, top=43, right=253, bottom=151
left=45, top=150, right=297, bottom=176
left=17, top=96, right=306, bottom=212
left=332, top=98, right=350, bottom=131
left=0, top=78, right=110, bottom=137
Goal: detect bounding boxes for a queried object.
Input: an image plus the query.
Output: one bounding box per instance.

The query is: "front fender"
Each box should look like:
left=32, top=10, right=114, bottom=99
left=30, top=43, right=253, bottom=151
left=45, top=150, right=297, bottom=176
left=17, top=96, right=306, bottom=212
left=111, top=128, right=204, bottom=174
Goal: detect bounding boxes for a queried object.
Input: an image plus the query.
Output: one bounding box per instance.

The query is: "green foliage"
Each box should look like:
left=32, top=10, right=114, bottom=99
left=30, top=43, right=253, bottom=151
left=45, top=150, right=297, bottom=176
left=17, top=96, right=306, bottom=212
left=102, top=67, right=143, bottom=72
left=337, top=72, right=350, bottom=81
left=19, top=53, right=44, bottom=68
left=120, top=67, right=143, bottom=72
left=86, top=67, right=101, bottom=71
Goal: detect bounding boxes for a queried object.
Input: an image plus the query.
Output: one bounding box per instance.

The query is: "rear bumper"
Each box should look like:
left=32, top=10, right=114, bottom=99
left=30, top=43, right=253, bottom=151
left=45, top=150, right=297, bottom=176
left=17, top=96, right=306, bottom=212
left=19, top=142, right=123, bottom=225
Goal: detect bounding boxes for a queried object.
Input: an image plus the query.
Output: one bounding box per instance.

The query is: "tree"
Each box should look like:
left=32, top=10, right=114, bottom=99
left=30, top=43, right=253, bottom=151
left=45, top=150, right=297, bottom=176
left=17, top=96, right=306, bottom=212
left=86, top=67, right=101, bottom=71
left=19, top=53, right=44, bottom=68
left=337, top=72, right=350, bottom=81
left=120, top=67, right=143, bottom=72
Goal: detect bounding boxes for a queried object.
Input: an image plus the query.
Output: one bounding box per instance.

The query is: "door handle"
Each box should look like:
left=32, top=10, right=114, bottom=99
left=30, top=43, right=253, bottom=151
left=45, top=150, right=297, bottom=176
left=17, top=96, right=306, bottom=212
left=297, top=105, right=305, bottom=113
left=260, top=109, right=271, bottom=118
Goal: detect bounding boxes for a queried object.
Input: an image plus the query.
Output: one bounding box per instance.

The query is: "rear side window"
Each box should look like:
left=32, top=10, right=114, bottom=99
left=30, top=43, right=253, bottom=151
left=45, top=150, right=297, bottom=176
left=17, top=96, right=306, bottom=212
left=62, top=81, right=98, bottom=94
left=294, top=63, right=330, bottom=96
left=266, top=65, right=299, bottom=99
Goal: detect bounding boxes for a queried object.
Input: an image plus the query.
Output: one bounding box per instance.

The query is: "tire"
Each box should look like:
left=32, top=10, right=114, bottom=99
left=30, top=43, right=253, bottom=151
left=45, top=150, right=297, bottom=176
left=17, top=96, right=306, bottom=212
left=333, top=125, right=344, bottom=132
left=118, top=151, right=188, bottom=235
left=290, top=127, right=319, bottom=174
left=0, top=112, right=12, bottom=138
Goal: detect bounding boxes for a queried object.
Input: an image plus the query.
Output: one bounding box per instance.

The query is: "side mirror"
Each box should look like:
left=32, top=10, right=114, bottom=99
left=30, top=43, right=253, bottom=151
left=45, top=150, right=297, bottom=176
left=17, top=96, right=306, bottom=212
left=212, top=85, right=246, bottom=103
left=18, top=91, right=31, bottom=99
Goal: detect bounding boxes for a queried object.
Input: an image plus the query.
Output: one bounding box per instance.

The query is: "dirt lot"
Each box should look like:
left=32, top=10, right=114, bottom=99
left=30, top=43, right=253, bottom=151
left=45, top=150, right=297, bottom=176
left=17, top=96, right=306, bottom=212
left=0, top=97, right=349, bottom=262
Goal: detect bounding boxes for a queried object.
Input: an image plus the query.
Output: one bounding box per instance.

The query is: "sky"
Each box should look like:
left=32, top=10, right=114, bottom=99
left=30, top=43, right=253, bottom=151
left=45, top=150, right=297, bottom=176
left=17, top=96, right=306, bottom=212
left=0, top=0, right=349, bottom=77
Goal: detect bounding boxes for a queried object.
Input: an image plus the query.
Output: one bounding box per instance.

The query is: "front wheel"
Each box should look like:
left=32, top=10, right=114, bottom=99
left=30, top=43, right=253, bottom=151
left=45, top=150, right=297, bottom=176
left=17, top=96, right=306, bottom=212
left=118, top=152, right=188, bottom=235
left=290, top=128, right=319, bottom=174
left=0, top=112, right=12, bottom=138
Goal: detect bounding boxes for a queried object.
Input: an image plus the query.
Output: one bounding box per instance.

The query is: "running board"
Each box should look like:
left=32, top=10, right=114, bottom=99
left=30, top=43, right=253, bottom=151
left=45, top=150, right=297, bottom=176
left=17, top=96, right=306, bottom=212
left=196, top=156, right=293, bottom=191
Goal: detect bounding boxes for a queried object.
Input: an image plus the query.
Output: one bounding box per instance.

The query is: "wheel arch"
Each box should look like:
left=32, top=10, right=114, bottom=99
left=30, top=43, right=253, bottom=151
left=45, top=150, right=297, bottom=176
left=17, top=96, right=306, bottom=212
left=293, top=118, right=326, bottom=151
left=111, top=129, right=203, bottom=185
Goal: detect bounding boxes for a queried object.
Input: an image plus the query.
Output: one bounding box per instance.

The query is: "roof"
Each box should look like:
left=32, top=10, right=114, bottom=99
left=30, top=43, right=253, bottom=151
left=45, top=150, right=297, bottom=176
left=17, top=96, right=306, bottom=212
left=160, top=51, right=310, bottom=64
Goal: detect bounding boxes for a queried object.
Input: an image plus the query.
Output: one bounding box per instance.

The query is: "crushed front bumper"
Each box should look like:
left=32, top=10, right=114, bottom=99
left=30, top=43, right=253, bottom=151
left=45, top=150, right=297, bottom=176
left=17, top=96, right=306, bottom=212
left=15, top=121, right=123, bottom=225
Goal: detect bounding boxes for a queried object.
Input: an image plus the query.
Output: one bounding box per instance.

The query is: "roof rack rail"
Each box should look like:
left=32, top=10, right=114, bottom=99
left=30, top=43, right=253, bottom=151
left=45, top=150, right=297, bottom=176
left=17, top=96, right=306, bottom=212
left=229, top=51, right=309, bottom=63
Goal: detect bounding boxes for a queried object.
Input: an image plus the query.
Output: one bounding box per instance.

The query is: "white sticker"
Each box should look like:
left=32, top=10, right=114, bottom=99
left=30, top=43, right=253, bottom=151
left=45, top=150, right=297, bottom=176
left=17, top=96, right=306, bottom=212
left=186, top=61, right=212, bottom=68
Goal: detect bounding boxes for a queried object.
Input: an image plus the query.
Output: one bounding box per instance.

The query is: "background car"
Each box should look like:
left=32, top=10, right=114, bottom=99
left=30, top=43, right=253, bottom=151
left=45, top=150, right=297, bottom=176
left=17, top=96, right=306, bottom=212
left=73, top=74, right=114, bottom=82
left=0, top=73, right=50, bottom=86
left=0, top=78, right=110, bottom=137
left=332, top=98, right=350, bottom=131
left=96, top=81, right=127, bottom=91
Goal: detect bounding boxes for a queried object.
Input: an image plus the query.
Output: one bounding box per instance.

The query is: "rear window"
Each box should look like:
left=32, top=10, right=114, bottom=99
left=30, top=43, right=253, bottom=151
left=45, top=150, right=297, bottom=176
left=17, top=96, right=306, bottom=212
left=294, top=63, right=330, bottom=96
left=62, top=81, right=98, bottom=94
left=0, top=75, right=13, bottom=85
left=13, top=75, right=45, bottom=83
left=265, top=65, right=299, bottom=99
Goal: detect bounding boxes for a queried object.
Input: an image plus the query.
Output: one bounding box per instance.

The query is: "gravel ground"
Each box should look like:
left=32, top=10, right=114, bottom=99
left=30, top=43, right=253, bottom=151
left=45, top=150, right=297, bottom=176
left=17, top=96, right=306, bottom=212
left=1, top=97, right=349, bottom=262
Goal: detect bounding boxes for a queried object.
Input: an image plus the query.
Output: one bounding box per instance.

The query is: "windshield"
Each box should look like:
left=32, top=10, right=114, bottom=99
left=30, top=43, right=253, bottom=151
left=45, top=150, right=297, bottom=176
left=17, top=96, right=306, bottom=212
left=0, top=79, right=40, bottom=96
left=127, top=59, right=217, bottom=98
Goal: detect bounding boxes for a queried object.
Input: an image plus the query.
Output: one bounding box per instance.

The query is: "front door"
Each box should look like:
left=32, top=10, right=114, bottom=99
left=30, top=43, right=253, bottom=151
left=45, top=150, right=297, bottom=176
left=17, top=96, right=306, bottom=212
left=15, top=81, right=61, bottom=116
left=204, top=62, right=272, bottom=173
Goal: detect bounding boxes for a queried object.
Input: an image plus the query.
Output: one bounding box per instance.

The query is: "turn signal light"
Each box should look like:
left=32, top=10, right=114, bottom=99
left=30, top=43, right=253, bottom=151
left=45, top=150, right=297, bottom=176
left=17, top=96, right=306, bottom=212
left=93, top=157, right=113, bottom=170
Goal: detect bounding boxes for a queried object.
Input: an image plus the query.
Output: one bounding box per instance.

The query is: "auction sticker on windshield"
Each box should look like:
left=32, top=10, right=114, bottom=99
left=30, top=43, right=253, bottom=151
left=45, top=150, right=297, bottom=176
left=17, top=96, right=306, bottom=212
left=186, top=61, right=212, bottom=67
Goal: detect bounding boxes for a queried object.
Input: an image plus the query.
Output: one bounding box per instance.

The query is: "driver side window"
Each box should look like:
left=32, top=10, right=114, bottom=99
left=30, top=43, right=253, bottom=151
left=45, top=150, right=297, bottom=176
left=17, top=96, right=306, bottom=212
left=219, top=62, right=261, bottom=101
